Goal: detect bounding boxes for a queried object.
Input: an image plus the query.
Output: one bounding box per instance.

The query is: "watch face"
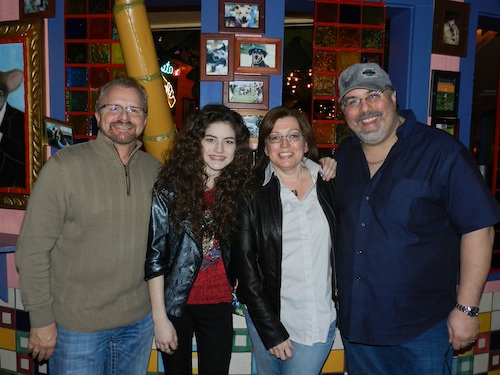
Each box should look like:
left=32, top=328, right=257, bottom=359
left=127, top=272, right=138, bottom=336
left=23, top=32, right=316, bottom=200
left=456, top=303, right=479, bottom=316
left=470, top=307, right=479, bottom=315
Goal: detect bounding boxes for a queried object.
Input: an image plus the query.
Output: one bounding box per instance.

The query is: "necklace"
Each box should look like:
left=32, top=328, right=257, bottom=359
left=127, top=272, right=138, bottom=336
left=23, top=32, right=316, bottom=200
left=287, top=166, right=304, bottom=197
left=201, top=208, right=215, bottom=256
left=367, top=157, right=387, bottom=165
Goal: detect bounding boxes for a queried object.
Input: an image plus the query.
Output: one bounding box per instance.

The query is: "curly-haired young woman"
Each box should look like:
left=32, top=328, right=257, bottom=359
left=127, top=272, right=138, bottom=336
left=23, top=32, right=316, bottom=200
left=145, top=104, right=254, bottom=375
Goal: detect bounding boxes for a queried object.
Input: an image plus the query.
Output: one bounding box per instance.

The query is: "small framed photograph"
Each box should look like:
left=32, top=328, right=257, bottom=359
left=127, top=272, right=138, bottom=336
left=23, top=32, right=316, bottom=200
left=431, top=117, right=459, bottom=138
left=44, top=117, right=74, bottom=150
left=223, top=75, right=269, bottom=110
left=430, top=70, right=460, bottom=118
left=200, top=34, right=234, bottom=81
left=235, top=36, right=282, bottom=75
left=432, top=0, right=470, bottom=57
left=19, top=0, right=55, bottom=19
left=237, top=109, right=267, bottom=149
left=219, top=0, right=265, bottom=34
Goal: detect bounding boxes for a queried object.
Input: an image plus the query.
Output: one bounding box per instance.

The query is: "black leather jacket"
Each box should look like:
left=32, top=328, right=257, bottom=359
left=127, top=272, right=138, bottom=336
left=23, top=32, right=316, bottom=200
left=144, top=187, right=234, bottom=317
left=233, top=173, right=337, bottom=349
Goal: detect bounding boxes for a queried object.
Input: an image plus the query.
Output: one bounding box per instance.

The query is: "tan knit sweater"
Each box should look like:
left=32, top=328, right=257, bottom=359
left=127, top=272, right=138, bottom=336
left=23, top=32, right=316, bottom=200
left=15, top=134, right=161, bottom=332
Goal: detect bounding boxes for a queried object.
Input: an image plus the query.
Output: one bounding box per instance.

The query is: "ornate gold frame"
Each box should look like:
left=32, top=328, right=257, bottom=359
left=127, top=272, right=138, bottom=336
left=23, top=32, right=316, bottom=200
left=0, top=20, right=44, bottom=209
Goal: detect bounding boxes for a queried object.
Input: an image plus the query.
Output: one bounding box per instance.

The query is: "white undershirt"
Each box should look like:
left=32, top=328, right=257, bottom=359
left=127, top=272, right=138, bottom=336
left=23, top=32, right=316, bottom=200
left=264, top=160, right=336, bottom=345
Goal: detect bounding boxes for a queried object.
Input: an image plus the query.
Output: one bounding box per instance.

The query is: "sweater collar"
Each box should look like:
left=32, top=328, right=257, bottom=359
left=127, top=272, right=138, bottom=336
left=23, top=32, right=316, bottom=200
left=93, top=132, right=143, bottom=162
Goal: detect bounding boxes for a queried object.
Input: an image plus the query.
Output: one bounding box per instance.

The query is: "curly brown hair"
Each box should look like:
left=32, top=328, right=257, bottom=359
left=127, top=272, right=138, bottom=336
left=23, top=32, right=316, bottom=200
left=156, top=104, right=253, bottom=245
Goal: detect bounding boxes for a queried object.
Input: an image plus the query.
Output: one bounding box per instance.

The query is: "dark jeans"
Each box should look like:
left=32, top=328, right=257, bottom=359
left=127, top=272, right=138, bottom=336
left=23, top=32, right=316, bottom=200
left=342, top=318, right=453, bottom=375
left=163, top=303, right=233, bottom=375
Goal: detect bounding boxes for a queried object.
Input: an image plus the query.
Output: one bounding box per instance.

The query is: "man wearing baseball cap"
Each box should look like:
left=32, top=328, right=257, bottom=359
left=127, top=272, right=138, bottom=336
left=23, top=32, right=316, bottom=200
left=333, top=63, right=500, bottom=374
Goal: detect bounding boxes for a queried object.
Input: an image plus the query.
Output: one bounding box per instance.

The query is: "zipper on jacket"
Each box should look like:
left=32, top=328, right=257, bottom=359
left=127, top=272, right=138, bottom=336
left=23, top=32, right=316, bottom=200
left=124, top=164, right=130, bottom=195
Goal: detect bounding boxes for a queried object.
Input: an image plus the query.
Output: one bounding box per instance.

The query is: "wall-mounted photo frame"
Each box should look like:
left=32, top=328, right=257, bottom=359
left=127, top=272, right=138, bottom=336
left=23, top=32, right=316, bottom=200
left=430, top=70, right=460, bottom=118
left=219, top=0, right=265, bottom=34
left=237, top=109, right=267, bottom=149
left=19, top=0, right=55, bottom=19
left=432, top=0, right=470, bottom=57
left=223, top=75, right=269, bottom=110
left=235, top=36, right=282, bottom=75
left=431, top=117, right=459, bottom=138
left=200, top=33, right=234, bottom=81
left=0, top=19, right=44, bottom=210
left=44, top=117, right=74, bottom=150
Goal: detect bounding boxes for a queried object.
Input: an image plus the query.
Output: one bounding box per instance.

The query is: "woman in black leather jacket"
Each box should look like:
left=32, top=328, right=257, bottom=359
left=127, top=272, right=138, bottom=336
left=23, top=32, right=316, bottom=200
left=233, top=106, right=338, bottom=375
left=145, top=105, right=253, bottom=375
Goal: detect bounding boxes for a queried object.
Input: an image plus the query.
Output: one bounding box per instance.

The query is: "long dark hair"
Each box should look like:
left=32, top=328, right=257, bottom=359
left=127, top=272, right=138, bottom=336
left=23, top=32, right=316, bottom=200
left=255, top=106, right=318, bottom=174
left=156, top=104, right=253, bottom=244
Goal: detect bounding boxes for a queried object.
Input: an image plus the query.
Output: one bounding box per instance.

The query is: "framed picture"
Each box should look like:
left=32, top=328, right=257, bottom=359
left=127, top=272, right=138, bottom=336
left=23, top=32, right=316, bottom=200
left=0, top=20, right=44, bottom=209
left=237, top=109, right=267, bottom=149
left=200, top=34, right=234, bottom=81
left=223, top=75, right=269, bottom=110
left=19, top=0, right=55, bottom=19
left=430, top=70, right=460, bottom=118
left=235, top=36, right=282, bottom=75
left=431, top=117, right=459, bottom=138
left=44, top=117, right=74, bottom=150
left=219, top=0, right=265, bottom=34
left=432, top=0, right=470, bottom=57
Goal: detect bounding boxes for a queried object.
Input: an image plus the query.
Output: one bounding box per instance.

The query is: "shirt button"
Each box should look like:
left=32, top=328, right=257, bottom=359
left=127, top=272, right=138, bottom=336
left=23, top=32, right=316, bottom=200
left=365, top=196, right=369, bottom=200
left=361, top=223, right=366, bottom=227
left=356, top=277, right=361, bottom=281
left=358, top=250, right=363, bottom=254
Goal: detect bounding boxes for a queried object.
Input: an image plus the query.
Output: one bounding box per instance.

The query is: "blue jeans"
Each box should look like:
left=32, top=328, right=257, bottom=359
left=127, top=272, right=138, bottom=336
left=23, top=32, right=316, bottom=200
left=244, top=307, right=336, bottom=375
left=49, top=312, right=154, bottom=375
left=342, top=318, right=453, bottom=375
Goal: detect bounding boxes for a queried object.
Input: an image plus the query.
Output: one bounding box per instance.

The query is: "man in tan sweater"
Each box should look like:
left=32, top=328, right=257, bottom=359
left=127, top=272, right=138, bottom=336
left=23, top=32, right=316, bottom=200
left=15, top=77, right=161, bottom=374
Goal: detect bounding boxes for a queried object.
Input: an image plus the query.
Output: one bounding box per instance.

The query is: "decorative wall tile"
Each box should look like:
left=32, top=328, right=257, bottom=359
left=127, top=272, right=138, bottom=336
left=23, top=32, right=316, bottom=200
left=456, top=355, right=473, bottom=375
left=16, top=352, right=32, bottom=374
left=323, top=350, right=345, bottom=373
left=0, top=348, right=17, bottom=371
left=16, top=330, right=29, bottom=353
left=229, top=352, right=252, bottom=374
left=475, top=332, right=490, bottom=354
left=0, top=308, right=14, bottom=329
left=492, top=311, right=500, bottom=331
left=473, top=352, right=489, bottom=374
left=479, top=312, right=492, bottom=334
left=15, top=310, right=29, bottom=333
left=34, top=361, right=48, bottom=375
left=493, top=292, right=500, bottom=311
left=0, top=328, right=15, bottom=350
left=479, top=292, right=493, bottom=312
left=233, top=328, right=252, bottom=352
left=491, top=331, right=500, bottom=352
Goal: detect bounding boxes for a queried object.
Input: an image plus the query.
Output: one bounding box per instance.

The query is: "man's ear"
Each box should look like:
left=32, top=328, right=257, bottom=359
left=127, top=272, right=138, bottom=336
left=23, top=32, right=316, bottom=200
left=5, top=70, right=24, bottom=93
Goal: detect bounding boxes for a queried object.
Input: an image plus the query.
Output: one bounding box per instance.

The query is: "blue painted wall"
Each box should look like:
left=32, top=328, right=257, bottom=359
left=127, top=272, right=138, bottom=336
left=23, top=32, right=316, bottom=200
left=47, top=0, right=65, bottom=122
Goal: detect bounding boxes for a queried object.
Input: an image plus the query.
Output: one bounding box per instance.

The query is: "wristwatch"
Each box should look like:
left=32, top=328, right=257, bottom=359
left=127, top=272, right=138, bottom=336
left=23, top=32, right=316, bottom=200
left=455, top=303, right=479, bottom=317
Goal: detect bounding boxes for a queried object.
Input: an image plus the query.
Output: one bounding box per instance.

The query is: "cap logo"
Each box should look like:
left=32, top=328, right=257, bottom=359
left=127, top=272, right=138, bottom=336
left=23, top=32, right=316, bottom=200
left=362, top=68, right=377, bottom=77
